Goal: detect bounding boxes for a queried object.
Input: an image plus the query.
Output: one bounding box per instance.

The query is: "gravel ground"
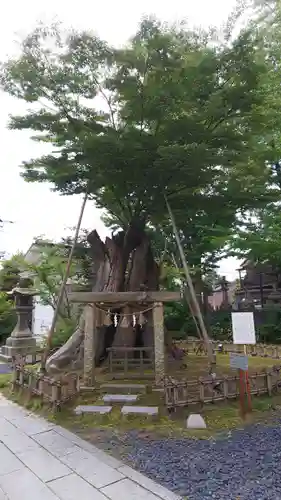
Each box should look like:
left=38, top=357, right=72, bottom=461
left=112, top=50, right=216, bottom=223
left=79, top=423, right=281, bottom=500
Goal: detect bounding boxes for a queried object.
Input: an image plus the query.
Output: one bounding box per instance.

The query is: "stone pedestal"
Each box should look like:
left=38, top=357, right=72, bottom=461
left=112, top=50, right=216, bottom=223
left=4, top=279, right=37, bottom=358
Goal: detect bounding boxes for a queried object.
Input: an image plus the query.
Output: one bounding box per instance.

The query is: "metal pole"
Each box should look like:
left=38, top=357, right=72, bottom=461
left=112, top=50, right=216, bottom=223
left=165, top=196, right=215, bottom=367
left=41, top=192, right=88, bottom=371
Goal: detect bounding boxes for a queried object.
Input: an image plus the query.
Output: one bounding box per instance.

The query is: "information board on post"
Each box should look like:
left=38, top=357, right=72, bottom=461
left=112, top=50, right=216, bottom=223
left=231, top=312, right=256, bottom=345
left=229, top=352, right=248, bottom=371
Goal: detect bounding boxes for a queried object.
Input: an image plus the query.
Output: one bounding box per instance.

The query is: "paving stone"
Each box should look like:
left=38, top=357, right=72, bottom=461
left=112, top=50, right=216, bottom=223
left=0, top=443, right=25, bottom=476
left=32, top=430, right=80, bottom=458
left=17, top=447, right=72, bottom=483
left=60, top=448, right=124, bottom=488
left=0, top=468, right=59, bottom=500
left=121, top=406, right=158, bottom=416
left=103, top=394, right=139, bottom=403
left=118, top=466, right=182, bottom=500
left=53, top=426, right=123, bottom=468
left=0, top=403, right=27, bottom=419
left=10, top=414, right=54, bottom=436
left=74, top=405, right=112, bottom=415
left=101, top=383, right=146, bottom=394
left=1, top=427, right=41, bottom=454
left=0, top=416, right=18, bottom=436
left=101, top=478, right=161, bottom=500
left=48, top=473, right=108, bottom=500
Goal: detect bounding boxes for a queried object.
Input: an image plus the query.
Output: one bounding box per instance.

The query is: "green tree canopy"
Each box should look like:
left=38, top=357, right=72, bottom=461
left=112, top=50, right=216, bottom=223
left=1, top=14, right=280, bottom=271
left=0, top=254, right=23, bottom=291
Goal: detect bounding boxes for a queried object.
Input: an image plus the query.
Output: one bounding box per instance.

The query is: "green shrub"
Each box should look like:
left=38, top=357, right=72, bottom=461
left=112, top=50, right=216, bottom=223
left=0, top=292, right=17, bottom=344
left=50, top=317, right=77, bottom=349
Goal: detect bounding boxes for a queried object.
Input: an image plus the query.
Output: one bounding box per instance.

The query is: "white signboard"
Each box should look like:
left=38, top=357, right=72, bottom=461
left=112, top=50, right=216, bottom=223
left=230, top=352, right=248, bottom=371
left=231, top=312, right=256, bottom=345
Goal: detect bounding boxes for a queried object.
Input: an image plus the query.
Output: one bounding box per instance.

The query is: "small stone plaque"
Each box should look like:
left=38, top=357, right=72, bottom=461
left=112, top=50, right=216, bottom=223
left=101, top=383, right=146, bottom=393
left=186, top=414, right=207, bottom=429
left=74, top=405, right=112, bottom=415
left=102, top=394, right=139, bottom=403
left=121, top=406, right=158, bottom=416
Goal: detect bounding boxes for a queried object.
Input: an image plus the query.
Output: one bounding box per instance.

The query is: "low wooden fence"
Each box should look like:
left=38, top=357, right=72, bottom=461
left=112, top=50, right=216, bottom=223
left=12, top=364, right=79, bottom=410
left=182, top=340, right=281, bottom=359
left=106, top=347, right=154, bottom=379
left=164, top=366, right=281, bottom=409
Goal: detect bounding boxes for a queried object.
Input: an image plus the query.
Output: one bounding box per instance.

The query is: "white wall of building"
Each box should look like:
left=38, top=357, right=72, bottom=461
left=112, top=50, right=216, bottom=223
left=33, top=295, right=54, bottom=337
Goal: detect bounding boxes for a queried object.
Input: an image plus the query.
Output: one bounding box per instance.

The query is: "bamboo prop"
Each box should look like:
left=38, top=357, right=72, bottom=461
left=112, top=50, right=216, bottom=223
left=165, top=196, right=216, bottom=368
left=40, top=192, right=88, bottom=372
left=171, top=253, right=203, bottom=342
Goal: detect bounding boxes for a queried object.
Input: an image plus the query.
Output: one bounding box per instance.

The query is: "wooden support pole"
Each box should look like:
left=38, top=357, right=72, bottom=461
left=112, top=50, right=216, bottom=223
left=41, top=192, right=88, bottom=371
left=165, top=196, right=215, bottom=368
left=83, top=305, right=96, bottom=387
left=153, top=302, right=165, bottom=385
left=171, top=253, right=203, bottom=341
left=239, top=369, right=246, bottom=419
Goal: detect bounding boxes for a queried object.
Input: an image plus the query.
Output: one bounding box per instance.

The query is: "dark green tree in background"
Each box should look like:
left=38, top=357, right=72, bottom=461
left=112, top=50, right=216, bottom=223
left=1, top=5, right=281, bottom=349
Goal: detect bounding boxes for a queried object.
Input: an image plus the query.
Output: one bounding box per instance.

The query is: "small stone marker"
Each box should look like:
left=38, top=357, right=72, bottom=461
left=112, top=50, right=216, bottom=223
left=101, top=383, right=146, bottom=393
left=74, top=405, right=112, bottom=415
left=121, top=406, right=159, bottom=416
left=186, top=414, right=207, bottom=429
left=102, top=394, right=139, bottom=403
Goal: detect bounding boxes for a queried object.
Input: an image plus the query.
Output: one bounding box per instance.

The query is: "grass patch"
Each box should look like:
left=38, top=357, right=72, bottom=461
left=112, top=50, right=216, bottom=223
left=0, top=373, right=12, bottom=389
left=1, top=352, right=281, bottom=442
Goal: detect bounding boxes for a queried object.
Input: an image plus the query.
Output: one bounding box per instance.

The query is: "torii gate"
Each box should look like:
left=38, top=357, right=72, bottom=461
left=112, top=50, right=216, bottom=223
left=68, top=290, right=182, bottom=386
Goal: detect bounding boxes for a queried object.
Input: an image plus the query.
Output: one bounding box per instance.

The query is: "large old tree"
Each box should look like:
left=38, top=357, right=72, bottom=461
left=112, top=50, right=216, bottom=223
left=1, top=14, right=280, bottom=368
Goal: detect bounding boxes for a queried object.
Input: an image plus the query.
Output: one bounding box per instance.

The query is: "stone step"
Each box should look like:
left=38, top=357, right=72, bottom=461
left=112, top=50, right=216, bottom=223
left=102, top=394, right=139, bottom=403
left=121, top=406, right=159, bottom=416
left=100, top=383, right=147, bottom=394
left=74, top=405, right=113, bottom=415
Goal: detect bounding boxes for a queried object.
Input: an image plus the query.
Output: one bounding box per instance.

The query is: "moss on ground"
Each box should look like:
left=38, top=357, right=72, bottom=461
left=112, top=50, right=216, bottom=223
left=1, top=351, right=281, bottom=440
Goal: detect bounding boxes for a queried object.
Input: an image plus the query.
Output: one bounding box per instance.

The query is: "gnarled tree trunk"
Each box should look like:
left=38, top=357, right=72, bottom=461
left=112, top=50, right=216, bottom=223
left=46, top=220, right=159, bottom=375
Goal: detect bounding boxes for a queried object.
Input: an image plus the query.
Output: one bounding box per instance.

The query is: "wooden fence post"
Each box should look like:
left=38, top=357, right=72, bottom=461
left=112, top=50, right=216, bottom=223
left=266, top=369, right=272, bottom=396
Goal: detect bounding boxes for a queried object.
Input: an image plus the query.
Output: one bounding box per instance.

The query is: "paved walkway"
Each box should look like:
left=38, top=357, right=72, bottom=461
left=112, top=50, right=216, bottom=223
left=0, top=396, right=181, bottom=500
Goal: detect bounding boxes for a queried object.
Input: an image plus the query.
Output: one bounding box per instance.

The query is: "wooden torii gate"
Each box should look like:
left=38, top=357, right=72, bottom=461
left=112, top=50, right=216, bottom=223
left=68, top=290, right=182, bottom=386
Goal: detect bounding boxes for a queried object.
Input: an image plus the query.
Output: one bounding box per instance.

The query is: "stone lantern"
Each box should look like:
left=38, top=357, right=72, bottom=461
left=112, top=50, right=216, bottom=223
left=4, top=278, right=37, bottom=358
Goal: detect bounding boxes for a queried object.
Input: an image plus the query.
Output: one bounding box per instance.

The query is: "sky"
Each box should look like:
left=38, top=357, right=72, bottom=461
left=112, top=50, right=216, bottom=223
left=0, top=0, right=241, bottom=280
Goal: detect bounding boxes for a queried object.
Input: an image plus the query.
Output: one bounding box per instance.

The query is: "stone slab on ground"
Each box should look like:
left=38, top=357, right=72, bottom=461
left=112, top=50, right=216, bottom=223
left=101, top=478, right=161, bottom=500
left=0, top=442, right=25, bottom=476
left=0, top=394, right=181, bottom=500
left=117, top=466, right=181, bottom=500
left=0, top=468, right=59, bottom=500
left=60, top=448, right=125, bottom=488
left=74, top=405, right=113, bottom=415
left=100, top=383, right=147, bottom=394
left=17, top=447, right=72, bottom=483
left=48, top=473, right=108, bottom=500
left=121, top=406, right=159, bottom=416
left=103, top=394, right=139, bottom=403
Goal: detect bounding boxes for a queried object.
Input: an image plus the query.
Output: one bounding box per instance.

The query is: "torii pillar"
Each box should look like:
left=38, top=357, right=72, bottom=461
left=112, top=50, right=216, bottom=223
left=68, top=291, right=181, bottom=387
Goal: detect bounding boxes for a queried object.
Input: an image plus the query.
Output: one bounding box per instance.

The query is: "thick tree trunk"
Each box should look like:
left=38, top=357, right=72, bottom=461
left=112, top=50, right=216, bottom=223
left=88, top=222, right=159, bottom=362
left=46, top=220, right=160, bottom=375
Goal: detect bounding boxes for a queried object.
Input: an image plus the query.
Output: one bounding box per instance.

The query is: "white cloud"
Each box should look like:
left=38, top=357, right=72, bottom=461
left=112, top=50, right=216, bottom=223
left=0, top=0, right=240, bottom=278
